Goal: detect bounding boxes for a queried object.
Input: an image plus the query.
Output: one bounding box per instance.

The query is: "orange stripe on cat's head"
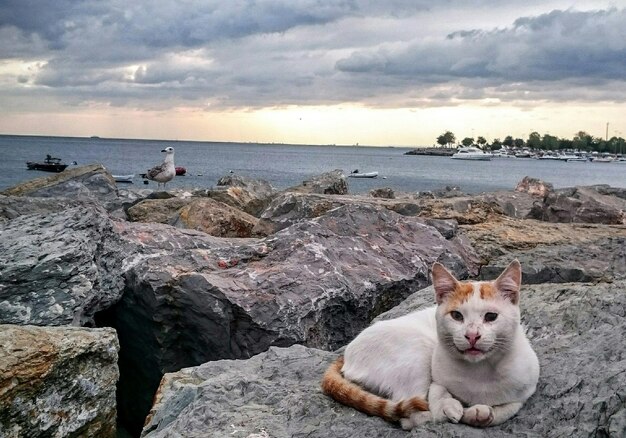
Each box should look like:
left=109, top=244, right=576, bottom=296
left=444, top=282, right=475, bottom=310
left=431, top=260, right=522, bottom=307
left=479, top=283, right=497, bottom=300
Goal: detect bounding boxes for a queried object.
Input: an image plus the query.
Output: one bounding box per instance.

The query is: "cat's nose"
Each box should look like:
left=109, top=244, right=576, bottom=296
left=465, top=332, right=481, bottom=346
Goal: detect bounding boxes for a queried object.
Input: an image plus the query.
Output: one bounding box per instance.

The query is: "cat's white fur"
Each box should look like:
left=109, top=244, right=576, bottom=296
left=341, top=260, right=539, bottom=428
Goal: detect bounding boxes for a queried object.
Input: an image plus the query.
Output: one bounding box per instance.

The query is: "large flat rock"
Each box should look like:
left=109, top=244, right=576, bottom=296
left=0, top=325, right=119, bottom=438
left=142, top=280, right=626, bottom=438
left=460, top=217, right=626, bottom=282
left=102, top=203, right=479, bottom=434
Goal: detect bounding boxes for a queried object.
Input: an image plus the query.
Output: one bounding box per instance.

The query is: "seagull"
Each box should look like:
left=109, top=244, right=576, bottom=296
left=145, top=146, right=176, bottom=189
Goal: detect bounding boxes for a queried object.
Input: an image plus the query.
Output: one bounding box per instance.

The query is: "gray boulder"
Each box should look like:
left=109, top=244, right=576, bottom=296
left=369, top=187, right=395, bottom=199
left=103, top=203, right=479, bottom=434
left=461, top=217, right=626, bottom=283
left=514, top=176, right=554, bottom=198
left=1, top=164, right=119, bottom=206
left=477, top=191, right=537, bottom=219
left=0, top=324, right=119, bottom=438
left=528, top=186, right=626, bottom=224
left=142, top=280, right=626, bottom=438
left=172, top=197, right=260, bottom=237
left=254, top=192, right=347, bottom=235
left=126, top=197, right=192, bottom=224
left=205, top=174, right=276, bottom=217
left=479, top=236, right=626, bottom=283
left=0, top=197, right=126, bottom=326
left=0, top=195, right=97, bottom=222
left=286, top=169, right=348, bottom=195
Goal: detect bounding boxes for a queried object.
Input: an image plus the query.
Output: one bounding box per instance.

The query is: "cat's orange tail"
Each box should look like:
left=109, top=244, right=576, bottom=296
left=320, top=356, right=428, bottom=422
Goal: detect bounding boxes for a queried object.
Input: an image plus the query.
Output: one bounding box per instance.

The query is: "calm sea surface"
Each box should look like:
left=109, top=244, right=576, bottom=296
left=0, top=135, right=624, bottom=194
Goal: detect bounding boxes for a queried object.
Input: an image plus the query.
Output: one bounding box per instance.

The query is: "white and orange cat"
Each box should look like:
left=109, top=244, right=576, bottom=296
left=322, top=260, right=539, bottom=429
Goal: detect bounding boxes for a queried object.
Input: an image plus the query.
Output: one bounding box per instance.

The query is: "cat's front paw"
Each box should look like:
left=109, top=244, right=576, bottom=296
left=462, top=404, right=494, bottom=427
left=440, top=398, right=464, bottom=424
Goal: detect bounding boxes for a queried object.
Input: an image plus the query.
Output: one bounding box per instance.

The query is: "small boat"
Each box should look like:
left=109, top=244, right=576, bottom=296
left=451, top=147, right=492, bottom=161
left=175, top=166, right=187, bottom=176
left=113, top=174, right=135, bottom=183
left=348, top=170, right=378, bottom=178
left=537, top=154, right=562, bottom=160
left=26, top=155, right=68, bottom=172
left=592, top=156, right=614, bottom=163
left=492, top=150, right=516, bottom=158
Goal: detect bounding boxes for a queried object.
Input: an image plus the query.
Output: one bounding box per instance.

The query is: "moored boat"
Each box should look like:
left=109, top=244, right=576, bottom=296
left=348, top=170, right=378, bottom=178
left=175, top=166, right=187, bottom=176
left=26, top=155, right=68, bottom=172
left=113, top=174, right=135, bottom=183
left=451, top=147, right=492, bottom=161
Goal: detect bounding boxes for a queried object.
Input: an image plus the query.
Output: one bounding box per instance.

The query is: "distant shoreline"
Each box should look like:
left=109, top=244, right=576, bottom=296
left=0, top=133, right=424, bottom=150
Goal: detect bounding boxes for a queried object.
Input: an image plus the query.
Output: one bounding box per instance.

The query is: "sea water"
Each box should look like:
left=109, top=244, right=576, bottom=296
left=0, top=135, right=624, bottom=193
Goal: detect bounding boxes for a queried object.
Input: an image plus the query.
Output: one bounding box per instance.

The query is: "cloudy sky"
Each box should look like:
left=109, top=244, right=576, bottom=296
left=1, top=0, right=625, bottom=146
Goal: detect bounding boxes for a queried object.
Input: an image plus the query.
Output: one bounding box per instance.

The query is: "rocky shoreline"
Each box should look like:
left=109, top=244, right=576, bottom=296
left=1, top=166, right=624, bottom=437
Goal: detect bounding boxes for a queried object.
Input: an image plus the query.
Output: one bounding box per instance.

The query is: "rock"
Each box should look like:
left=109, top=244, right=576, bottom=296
left=417, top=197, right=504, bottom=224
left=1, top=164, right=119, bottom=206
left=142, top=280, right=626, bottom=438
left=254, top=192, right=346, bottom=235
left=460, top=216, right=626, bottom=283
left=253, top=191, right=505, bottom=236
left=0, top=197, right=126, bottom=326
left=369, top=187, right=395, bottom=199
left=0, top=196, right=95, bottom=222
left=286, top=169, right=348, bottom=195
left=528, top=186, right=626, bottom=224
left=173, top=198, right=260, bottom=238
left=99, top=203, right=479, bottom=434
left=477, top=191, right=537, bottom=219
left=590, top=184, right=626, bottom=200
left=515, top=176, right=553, bottom=198
left=0, top=324, right=119, bottom=438
left=126, top=197, right=192, bottom=224
left=204, top=174, right=276, bottom=217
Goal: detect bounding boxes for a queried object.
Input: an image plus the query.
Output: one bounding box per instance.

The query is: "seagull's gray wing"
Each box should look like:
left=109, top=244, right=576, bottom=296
left=147, top=162, right=167, bottom=179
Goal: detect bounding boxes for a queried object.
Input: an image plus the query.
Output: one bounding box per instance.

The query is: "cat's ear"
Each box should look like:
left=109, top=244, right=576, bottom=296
left=431, top=262, right=460, bottom=304
left=494, top=259, right=522, bottom=304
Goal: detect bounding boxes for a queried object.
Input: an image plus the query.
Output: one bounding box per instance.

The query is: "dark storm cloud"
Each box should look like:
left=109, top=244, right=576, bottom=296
left=0, top=0, right=432, bottom=54
left=1, top=1, right=624, bottom=110
left=336, top=8, right=626, bottom=83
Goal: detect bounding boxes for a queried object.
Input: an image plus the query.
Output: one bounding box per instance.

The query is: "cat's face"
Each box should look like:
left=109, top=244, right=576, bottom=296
left=431, top=261, right=522, bottom=363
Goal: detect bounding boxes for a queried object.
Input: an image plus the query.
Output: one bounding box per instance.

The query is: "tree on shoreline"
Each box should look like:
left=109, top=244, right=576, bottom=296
left=461, top=137, right=474, bottom=147
left=436, top=131, right=456, bottom=148
left=434, top=130, right=624, bottom=154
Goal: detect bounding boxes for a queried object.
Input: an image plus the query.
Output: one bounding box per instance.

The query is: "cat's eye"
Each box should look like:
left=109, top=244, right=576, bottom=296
left=450, top=310, right=464, bottom=322
left=484, top=312, right=498, bottom=322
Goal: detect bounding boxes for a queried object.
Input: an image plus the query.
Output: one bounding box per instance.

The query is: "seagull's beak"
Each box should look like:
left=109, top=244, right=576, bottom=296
left=161, top=149, right=167, bottom=152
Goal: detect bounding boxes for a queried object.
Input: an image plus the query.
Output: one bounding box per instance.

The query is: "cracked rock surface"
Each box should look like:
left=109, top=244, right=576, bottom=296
left=143, top=281, right=626, bottom=438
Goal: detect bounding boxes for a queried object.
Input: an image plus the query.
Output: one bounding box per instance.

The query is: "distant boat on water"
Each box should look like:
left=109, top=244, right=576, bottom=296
left=175, top=166, right=187, bottom=176
left=349, top=169, right=378, bottom=178
left=26, top=155, right=68, bottom=172
left=113, top=174, right=134, bottom=183
left=451, top=147, right=492, bottom=161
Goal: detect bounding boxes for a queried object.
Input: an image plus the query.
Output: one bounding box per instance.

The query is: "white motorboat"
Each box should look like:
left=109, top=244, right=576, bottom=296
left=113, top=174, right=135, bottom=183
left=592, top=156, right=614, bottom=163
left=492, top=150, right=516, bottom=158
left=348, top=170, right=378, bottom=178
left=451, top=147, right=492, bottom=161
